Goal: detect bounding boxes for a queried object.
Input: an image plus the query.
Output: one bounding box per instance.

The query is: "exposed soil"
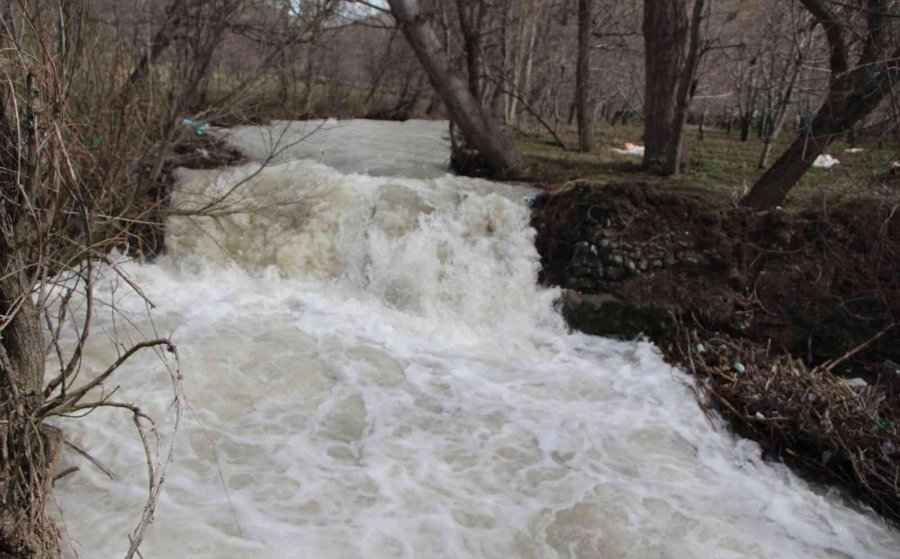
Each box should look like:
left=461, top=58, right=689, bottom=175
left=531, top=181, right=900, bottom=523
left=532, top=181, right=899, bottom=376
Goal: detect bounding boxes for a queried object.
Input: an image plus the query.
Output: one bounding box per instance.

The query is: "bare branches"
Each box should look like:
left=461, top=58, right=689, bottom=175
left=800, top=0, right=850, bottom=76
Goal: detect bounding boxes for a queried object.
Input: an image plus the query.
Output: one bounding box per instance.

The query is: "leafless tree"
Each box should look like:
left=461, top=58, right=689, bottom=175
left=576, top=0, right=596, bottom=152
left=744, top=0, right=900, bottom=209
left=385, top=0, right=523, bottom=175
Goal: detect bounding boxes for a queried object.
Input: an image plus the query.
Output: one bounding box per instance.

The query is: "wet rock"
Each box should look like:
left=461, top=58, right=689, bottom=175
left=572, top=266, right=592, bottom=278
left=561, top=290, right=675, bottom=343
left=604, top=266, right=626, bottom=281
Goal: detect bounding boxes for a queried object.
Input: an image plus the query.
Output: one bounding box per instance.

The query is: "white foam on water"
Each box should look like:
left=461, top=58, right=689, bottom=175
left=51, top=120, right=899, bottom=558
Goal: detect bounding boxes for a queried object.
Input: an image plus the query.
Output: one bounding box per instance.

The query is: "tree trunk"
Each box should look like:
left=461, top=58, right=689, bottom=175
left=745, top=71, right=897, bottom=209
left=456, top=0, right=483, bottom=99
left=387, top=0, right=523, bottom=176
left=740, top=111, right=753, bottom=141
left=576, top=0, right=595, bottom=152
left=506, top=0, right=538, bottom=124
left=745, top=0, right=900, bottom=209
left=642, top=0, right=688, bottom=173
left=0, top=265, right=59, bottom=559
left=663, top=0, right=705, bottom=176
left=0, top=81, right=59, bottom=557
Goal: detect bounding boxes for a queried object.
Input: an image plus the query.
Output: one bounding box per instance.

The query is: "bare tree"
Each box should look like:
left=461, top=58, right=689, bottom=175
left=755, top=2, right=814, bottom=169
left=744, top=0, right=900, bottom=209
left=576, top=0, right=596, bottom=152
left=664, top=0, right=708, bottom=176
left=385, top=0, right=523, bottom=176
left=642, top=0, right=688, bottom=174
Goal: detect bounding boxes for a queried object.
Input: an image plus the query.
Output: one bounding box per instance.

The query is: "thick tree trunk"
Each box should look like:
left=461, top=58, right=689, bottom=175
left=642, top=0, right=688, bottom=173
left=387, top=0, right=523, bottom=176
left=576, top=0, right=595, bottom=152
left=662, top=0, right=704, bottom=176
left=0, top=268, right=59, bottom=559
left=0, top=86, right=58, bottom=558
left=743, top=131, right=823, bottom=210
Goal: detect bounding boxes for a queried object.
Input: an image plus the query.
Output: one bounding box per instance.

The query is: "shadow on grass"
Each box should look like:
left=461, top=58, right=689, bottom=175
left=597, top=159, right=645, bottom=174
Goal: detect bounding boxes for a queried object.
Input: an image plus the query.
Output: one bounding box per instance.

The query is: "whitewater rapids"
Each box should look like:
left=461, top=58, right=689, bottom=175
left=53, top=120, right=899, bottom=558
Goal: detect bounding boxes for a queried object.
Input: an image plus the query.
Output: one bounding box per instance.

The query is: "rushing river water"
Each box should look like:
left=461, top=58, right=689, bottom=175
left=54, top=120, right=898, bottom=558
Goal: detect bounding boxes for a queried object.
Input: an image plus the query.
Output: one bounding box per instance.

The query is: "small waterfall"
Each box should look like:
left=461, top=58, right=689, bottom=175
left=53, top=120, right=899, bottom=559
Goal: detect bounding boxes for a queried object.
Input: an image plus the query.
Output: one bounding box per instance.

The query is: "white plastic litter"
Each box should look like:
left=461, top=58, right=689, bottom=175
left=813, top=154, right=841, bottom=168
left=844, top=148, right=864, bottom=154
left=611, top=142, right=645, bottom=156
left=843, top=378, right=869, bottom=389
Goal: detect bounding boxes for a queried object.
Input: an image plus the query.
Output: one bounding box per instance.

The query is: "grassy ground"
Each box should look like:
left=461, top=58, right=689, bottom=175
left=514, top=121, right=900, bottom=209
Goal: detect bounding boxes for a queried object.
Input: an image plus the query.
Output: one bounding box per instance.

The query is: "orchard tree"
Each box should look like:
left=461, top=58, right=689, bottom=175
left=744, top=0, right=900, bottom=209
left=642, top=0, right=709, bottom=176
left=576, top=0, right=596, bottom=152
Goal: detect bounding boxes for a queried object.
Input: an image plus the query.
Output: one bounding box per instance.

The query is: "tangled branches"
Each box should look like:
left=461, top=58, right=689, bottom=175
left=669, top=323, right=900, bottom=525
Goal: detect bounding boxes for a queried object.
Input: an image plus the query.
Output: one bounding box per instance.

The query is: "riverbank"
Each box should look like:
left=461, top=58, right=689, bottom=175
left=530, top=179, right=900, bottom=524
left=141, top=117, right=900, bottom=529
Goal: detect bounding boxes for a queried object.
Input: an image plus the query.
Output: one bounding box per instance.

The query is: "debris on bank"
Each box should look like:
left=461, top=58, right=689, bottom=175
left=813, top=154, right=841, bottom=168
left=665, top=326, right=900, bottom=525
left=610, top=142, right=645, bottom=157
left=531, top=181, right=900, bottom=524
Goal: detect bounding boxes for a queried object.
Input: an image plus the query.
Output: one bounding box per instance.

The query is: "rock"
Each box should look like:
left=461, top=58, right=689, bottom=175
left=571, top=266, right=592, bottom=278
left=605, top=266, right=626, bottom=281
left=571, top=242, right=595, bottom=267
left=560, top=290, right=676, bottom=343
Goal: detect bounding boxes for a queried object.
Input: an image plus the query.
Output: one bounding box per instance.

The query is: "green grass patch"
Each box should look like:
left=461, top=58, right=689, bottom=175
left=514, top=121, right=900, bottom=210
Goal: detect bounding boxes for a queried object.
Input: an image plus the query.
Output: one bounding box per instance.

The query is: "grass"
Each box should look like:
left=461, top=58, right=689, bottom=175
left=514, top=121, right=900, bottom=210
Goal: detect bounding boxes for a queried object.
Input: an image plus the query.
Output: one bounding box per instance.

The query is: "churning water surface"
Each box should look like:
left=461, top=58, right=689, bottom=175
left=53, top=120, right=900, bottom=558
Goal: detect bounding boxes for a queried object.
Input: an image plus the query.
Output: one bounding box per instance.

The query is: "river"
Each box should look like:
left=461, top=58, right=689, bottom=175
left=53, top=120, right=899, bottom=558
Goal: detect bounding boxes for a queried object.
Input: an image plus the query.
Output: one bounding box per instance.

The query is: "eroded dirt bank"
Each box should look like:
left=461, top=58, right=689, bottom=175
left=531, top=181, right=900, bottom=524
